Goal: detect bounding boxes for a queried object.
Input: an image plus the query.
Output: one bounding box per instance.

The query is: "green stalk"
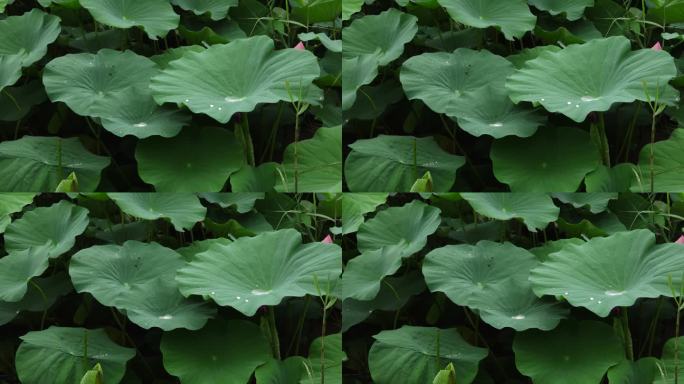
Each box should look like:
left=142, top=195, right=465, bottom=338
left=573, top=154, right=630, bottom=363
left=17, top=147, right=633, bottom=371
left=649, top=107, right=657, bottom=193
left=268, top=306, right=281, bottom=360
left=621, top=308, right=634, bottom=361
left=598, top=113, right=611, bottom=167
left=294, top=108, right=300, bottom=193
left=237, top=113, right=255, bottom=166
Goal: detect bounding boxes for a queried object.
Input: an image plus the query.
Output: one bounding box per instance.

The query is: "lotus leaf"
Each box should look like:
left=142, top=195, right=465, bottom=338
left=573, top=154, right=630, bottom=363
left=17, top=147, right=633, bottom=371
left=5, top=200, right=89, bottom=258
left=15, top=327, right=135, bottom=384
left=80, top=0, right=179, bottom=39
left=0, top=9, right=60, bottom=67
left=513, top=320, right=623, bottom=384
left=506, top=36, right=679, bottom=122
left=0, top=136, right=110, bottom=191
left=528, top=0, right=594, bottom=20
left=461, top=193, right=560, bottom=231
left=151, top=36, right=322, bottom=124
left=368, top=326, right=488, bottom=384
left=530, top=229, right=684, bottom=317
left=0, top=193, right=35, bottom=233
left=136, top=126, right=244, bottom=192
left=176, top=229, right=341, bottom=316
left=0, top=248, right=49, bottom=302
left=171, top=0, right=238, bottom=20
left=345, top=135, right=465, bottom=192
left=108, top=193, right=206, bottom=231
left=437, top=0, right=536, bottom=40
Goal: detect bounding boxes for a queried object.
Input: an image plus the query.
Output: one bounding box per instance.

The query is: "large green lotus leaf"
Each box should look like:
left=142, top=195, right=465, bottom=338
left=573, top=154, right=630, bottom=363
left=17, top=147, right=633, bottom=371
left=648, top=1, right=684, bottom=25
left=43, top=49, right=159, bottom=117
left=0, top=55, right=22, bottom=91
left=345, top=81, right=404, bottom=121
left=357, top=200, right=441, bottom=254
left=176, top=238, right=233, bottom=262
left=15, top=327, right=135, bottom=384
left=632, top=128, right=684, bottom=192
left=422, top=241, right=537, bottom=307
left=330, top=193, right=388, bottom=235
left=254, top=357, right=307, bottom=384
left=400, top=49, right=514, bottom=116
left=553, top=192, right=617, bottom=213
left=490, top=126, right=601, bottom=191
left=607, top=358, right=660, bottom=384
left=80, top=0, right=179, bottom=39
left=342, top=272, right=425, bottom=332
left=656, top=336, right=684, bottom=383
left=109, top=193, right=206, bottom=231
left=161, top=319, right=270, bottom=384
left=437, top=0, right=536, bottom=40
left=461, top=193, right=559, bottom=232
left=176, top=229, right=341, bottom=316
left=0, top=273, right=72, bottom=326
left=450, top=85, right=545, bottom=138
left=530, top=229, right=684, bottom=317
left=506, top=36, right=679, bottom=123
left=341, top=245, right=404, bottom=301
left=342, top=9, right=417, bottom=65
left=90, top=88, right=190, bottom=139
left=151, top=36, right=322, bottom=124
left=369, top=326, right=488, bottom=384
left=171, top=0, right=237, bottom=20
left=230, top=163, right=278, bottom=192
left=471, top=279, right=569, bottom=331
left=345, top=135, right=465, bottom=192
left=298, top=32, right=342, bottom=53
left=528, top=0, right=594, bottom=20
left=276, top=126, right=341, bottom=192
left=5, top=200, right=89, bottom=259
left=70, top=241, right=214, bottom=330
left=0, top=193, right=35, bottom=233
left=136, top=126, right=244, bottom=192
left=0, top=136, right=110, bottom=191
left=302, top=334, right=346, bottom=384
left=0, top=9, right=60, bottom=67
left=341, top=55, right=378, bottom=110
left=513, top=320, right=623, bottom=384
left=290, top=0, right=341, bottom=23
left=0, top=248, right=49, bottom=302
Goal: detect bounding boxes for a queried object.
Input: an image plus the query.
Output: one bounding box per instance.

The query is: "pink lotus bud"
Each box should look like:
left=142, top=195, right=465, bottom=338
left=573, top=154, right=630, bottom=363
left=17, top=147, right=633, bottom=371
left=652, top=42, right=662, bottom=51
left=675, top=235, right=684, bottom=244
left=294, top=42, right=305, bottom=50
left=322, top=235, right=333, bottom=244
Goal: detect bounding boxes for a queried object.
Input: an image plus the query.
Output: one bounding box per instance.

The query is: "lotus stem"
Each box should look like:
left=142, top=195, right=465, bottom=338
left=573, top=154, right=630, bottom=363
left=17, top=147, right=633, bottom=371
left=598, top=113, right=611, bottom=167
left=621, top=308, right=634, bottom=361
left=267, top=306, right=281, bottom=360
left=238, top=113, right=255, bottom=167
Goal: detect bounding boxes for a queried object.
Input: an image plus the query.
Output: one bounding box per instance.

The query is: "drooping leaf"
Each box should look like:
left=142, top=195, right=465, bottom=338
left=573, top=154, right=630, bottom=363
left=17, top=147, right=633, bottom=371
left=171, top=0, right=238, bottom=20
left=356, top=200, right=441, bottom=254
left=506, top=36, right=679, bottom=122
left=0, top=193, right=35, bottom=233
left=80, top=0, right=179, bottom=39
left=369, top=326, right=488, bottom=384
left=632, top=128, right=684, bottom=192
left=0, top=248, right=49, bottom=302
left=607, top=358, right=660, bottom=384
left=15, top=327, right=135, bottom=384
left=340, top=245, right=404, bottom=301
left=176, top=229, right=341, bottom=316
left=461, top=193, right=559, bottom=231
left=528, top=0, right=594, bottom=20
left=151, top=36, right=322, bottom=123
left=437, top=0, right=536, bottom=40
left=0, top=9, right=61, bottom=67
left=330, top=193, right=388, bottom=235
left=345, top=135, right=465, bottom=192
left=108, top=193, right=207, bottom=231
left=342, top=9, right=417, bottom=65
left=5, top=200, right=89, bottom=258
left=0, top=136, right=110, bottom=191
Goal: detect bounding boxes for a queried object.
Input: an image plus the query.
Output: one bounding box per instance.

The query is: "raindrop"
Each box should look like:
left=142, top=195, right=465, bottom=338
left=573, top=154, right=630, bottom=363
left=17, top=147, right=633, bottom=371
left=540, top=98, right=545, bottom=101
left=581, top=96, right=599, bottom=102
left=210, top=291, right=216, bottom=295
left=225, top=96, right=246, bottom=103
left=133, top=122, right=147, bottom=128
left=251, top=289, right=272, bottom=296
left=589, top=297, right=594, bottom=301
left=218, top=107, right=222, bottom=111
left=236, top=296, right=241, bottom=300
left=564, top=291, right=569, bottom=295
left=184, top=99, right=190, bottom=103
left=489, top=122, right=504, bottom=128
left=597, top=300, right=602, bottom=304
left=604, top=290, right=625, bottom=296
left=209, top=104, right=214, bottom=108
left=158, top=314, right=173, bottom=320
left=567, top=101, right=572, bottom=105
left=245, top=299, right=249, bottom=302
left=511, top=314, right=525, bottom=320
